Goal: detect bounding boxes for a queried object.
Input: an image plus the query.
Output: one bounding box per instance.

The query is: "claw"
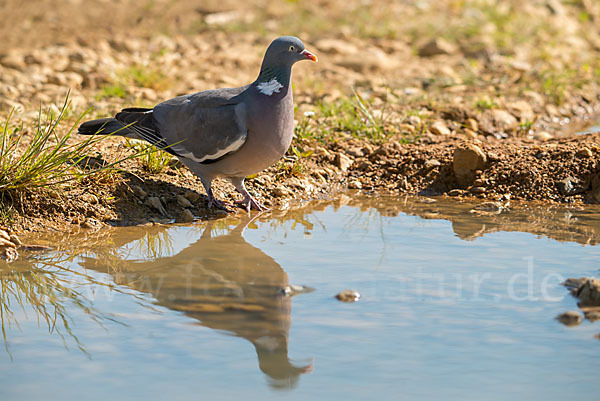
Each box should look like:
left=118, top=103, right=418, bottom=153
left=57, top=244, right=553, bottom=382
left=207, top=188, right=233, bottom=213
left=235, top=193, right=267, bottom=212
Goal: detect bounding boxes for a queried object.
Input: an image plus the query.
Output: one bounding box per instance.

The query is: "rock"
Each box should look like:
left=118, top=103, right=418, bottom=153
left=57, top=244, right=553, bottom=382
left=146, top=196, right=167, bottom=215
left=465, top=118, right=479, bottom=131
left=280, top=284, right=314, bottom=297
left=470, top=201, right=505, bottom=214
left=272, top=186, right=288, bottom=197
left=556, top=311, right=582, bottom=326
left=335, top=152, right=353, bottom=172
left=447, top=189, right=465, bottom=196
left=573, top=278, right=600, bottom=306
left=407, top=115, right=421, bottom=126
left=533, top=131, right=553, bottom=141
left=315, top=39, right=360, bottom=55
left=429, top=121, right=451, bottom=136
left=132, top=185, right=147, bottom=199
left=418, top=38, right=457, bottom=57
left=335, top=289, right=361, bottom=302
left=506, top=100, right=535, bottom=122
left=0, top=51, right=26, bottom=70
left=470, top=186, right=486, bottom=194
left=480, top=109, right=519, bottom=134
left=576, top=147, right=593, bottom=158
left=453, top=143, right=487, bottom=186
left=9, top=234, right=21, bottom=247
left=346, top=147, right=365, bottom=157
left=424, top=159, right=441, bottom=169
left=348, top=179, right=362, bottom=189
left=47, top=71, right=84, bottom=88
left=184, top=190, right=201, bottom=202
left=557, top=177, right=586, bottom=196
left=584, top=311, right=600, bottom=322
left=178, top=209, right=194, bottom=223
left=176, top=194, right=193, bottom=208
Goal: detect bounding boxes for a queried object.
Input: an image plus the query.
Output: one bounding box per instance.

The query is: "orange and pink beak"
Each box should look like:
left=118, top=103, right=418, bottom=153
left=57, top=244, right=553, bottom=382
left=301, top=49, right=318, bottom=62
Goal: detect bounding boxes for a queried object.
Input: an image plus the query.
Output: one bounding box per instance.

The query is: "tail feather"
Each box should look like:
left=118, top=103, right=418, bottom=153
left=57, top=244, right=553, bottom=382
left=78, top=117, right=132, bottom=136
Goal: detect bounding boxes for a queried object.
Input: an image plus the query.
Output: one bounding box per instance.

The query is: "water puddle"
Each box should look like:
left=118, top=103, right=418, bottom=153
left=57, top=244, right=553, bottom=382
left=1, top=195, right=599, bottom=400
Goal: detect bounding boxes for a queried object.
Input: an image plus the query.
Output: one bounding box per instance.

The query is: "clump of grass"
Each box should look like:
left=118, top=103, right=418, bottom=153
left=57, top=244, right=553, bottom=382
left=0, top=97, right=150, bottom=218
left=124, top=139, right=174, bottom=174
left=474, top=98, right=498, bottom=111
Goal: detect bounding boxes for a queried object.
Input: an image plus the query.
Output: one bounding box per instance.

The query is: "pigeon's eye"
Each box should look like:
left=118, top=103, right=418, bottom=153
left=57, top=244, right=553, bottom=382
left=289, top=45, right=295, bottom=52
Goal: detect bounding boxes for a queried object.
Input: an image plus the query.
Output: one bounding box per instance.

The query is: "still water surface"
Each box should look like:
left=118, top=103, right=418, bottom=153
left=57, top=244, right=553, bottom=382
left=1, top=195, right=599, bottom=400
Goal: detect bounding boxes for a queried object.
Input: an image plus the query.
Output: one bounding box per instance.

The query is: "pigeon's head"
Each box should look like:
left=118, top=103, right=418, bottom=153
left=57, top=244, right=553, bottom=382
left=261, top=36, right=318, bottom=69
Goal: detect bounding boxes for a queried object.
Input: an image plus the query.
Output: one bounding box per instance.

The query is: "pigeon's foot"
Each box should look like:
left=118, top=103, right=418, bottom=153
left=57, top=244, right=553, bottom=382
left=206, top=188, right=234, bottom=213
left=208, top=197, right=234, bottom=213
left=235, top=193, right=267, bottom=212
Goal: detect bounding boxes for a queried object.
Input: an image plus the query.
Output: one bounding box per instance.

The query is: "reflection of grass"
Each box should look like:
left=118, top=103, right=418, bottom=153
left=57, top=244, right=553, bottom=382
left=0, top=261, right=103, bottom=358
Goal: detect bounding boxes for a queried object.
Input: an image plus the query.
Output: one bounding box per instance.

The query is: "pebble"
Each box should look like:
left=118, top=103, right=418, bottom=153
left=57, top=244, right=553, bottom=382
left=335, top=152, right=353, bottom=172
left=556, top=311, right=583, bottom=326
left=336, top=289, right=361, bottom=302
left=470, top=186, right=486, bottom=194
left=424, top=159, right=441, bottom=169
left=132, top=185, right=147, bottom=199
left=584, top=311, right=600, bottom=322
left=184, top=191, right=201, bottom=202
left=533, top=131, right=553, bottom=141
left=453, top=143, right=487, bottom=186
left=178, top=209, right=194, bottom=223
left=176, top=194, right=193, bottom=208
left=146, top=196, right=167, bottom=215
left=418, top=38, right=457, bottom=57
left=576, top=147, right=592, bottom=158
left=429, top=121, right=451, bottom=136
left=447, top=189, right=465, bottom=196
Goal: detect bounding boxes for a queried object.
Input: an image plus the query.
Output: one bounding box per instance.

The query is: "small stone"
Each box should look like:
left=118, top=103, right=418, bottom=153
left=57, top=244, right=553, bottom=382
left=184, top=191, right=201, bottom=202
left=584, top=311, right=600, bottom=322
left=132, top=185, right=147, bottom=199
left=176, top=194, right=193, bottom=208
left=179, top=209, right=194, bottom=223
left=418, top=38, right=457, bottom=57
left=272, top=186, right=288, bottom=197
left=470, top=201, right=505, bottom=214
left=576, top=148, right=593, bottom=158
left=336, top=289, right=361, bottom=302
left=447, top=189, right=465, bottom=197
left=424, top=159, right=441, bottom=169
left=533, top=131, right=553, bottom=141
left=335, top=152, right=353, bottom=172
left=470, top=186, right=486, bottom=194
left=573, top=278, right=600, bottom=306
left=348, top=179, right=362, bottom=189
left=146, top=196, right=167, bottom=215
left=346, top=147, right=365, bottom=157
left=8, top=234, right=21, bottom=247
left=453, top=143, right=487, bottom=186
left=556, top=311, right=583, bottom=326
left=557, top=177, right=585, bottom=196
left=429, top=121, right=451, bottom=136
left=465, top=118, right=479, bottom=131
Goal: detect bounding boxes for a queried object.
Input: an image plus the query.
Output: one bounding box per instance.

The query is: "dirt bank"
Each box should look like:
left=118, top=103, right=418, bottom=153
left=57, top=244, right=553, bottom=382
left=1, top=0, right=600, bottom=232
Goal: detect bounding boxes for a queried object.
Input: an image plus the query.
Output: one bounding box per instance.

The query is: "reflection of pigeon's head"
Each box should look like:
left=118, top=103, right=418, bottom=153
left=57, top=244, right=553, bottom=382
left=253, top=335, right=313, bottom=390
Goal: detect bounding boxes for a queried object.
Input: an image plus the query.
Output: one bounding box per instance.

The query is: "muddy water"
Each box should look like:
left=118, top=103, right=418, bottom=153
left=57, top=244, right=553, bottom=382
left=1, top=195, right=599, bottom=400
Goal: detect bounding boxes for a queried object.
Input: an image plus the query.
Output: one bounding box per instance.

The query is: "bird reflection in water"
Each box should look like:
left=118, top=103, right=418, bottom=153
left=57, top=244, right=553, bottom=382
left=81, top=215, right=313, bottom=389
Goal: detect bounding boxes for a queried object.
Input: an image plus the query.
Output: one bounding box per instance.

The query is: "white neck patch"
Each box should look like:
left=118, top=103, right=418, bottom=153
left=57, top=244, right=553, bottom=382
left=256, top=78, right=283, bottom=96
